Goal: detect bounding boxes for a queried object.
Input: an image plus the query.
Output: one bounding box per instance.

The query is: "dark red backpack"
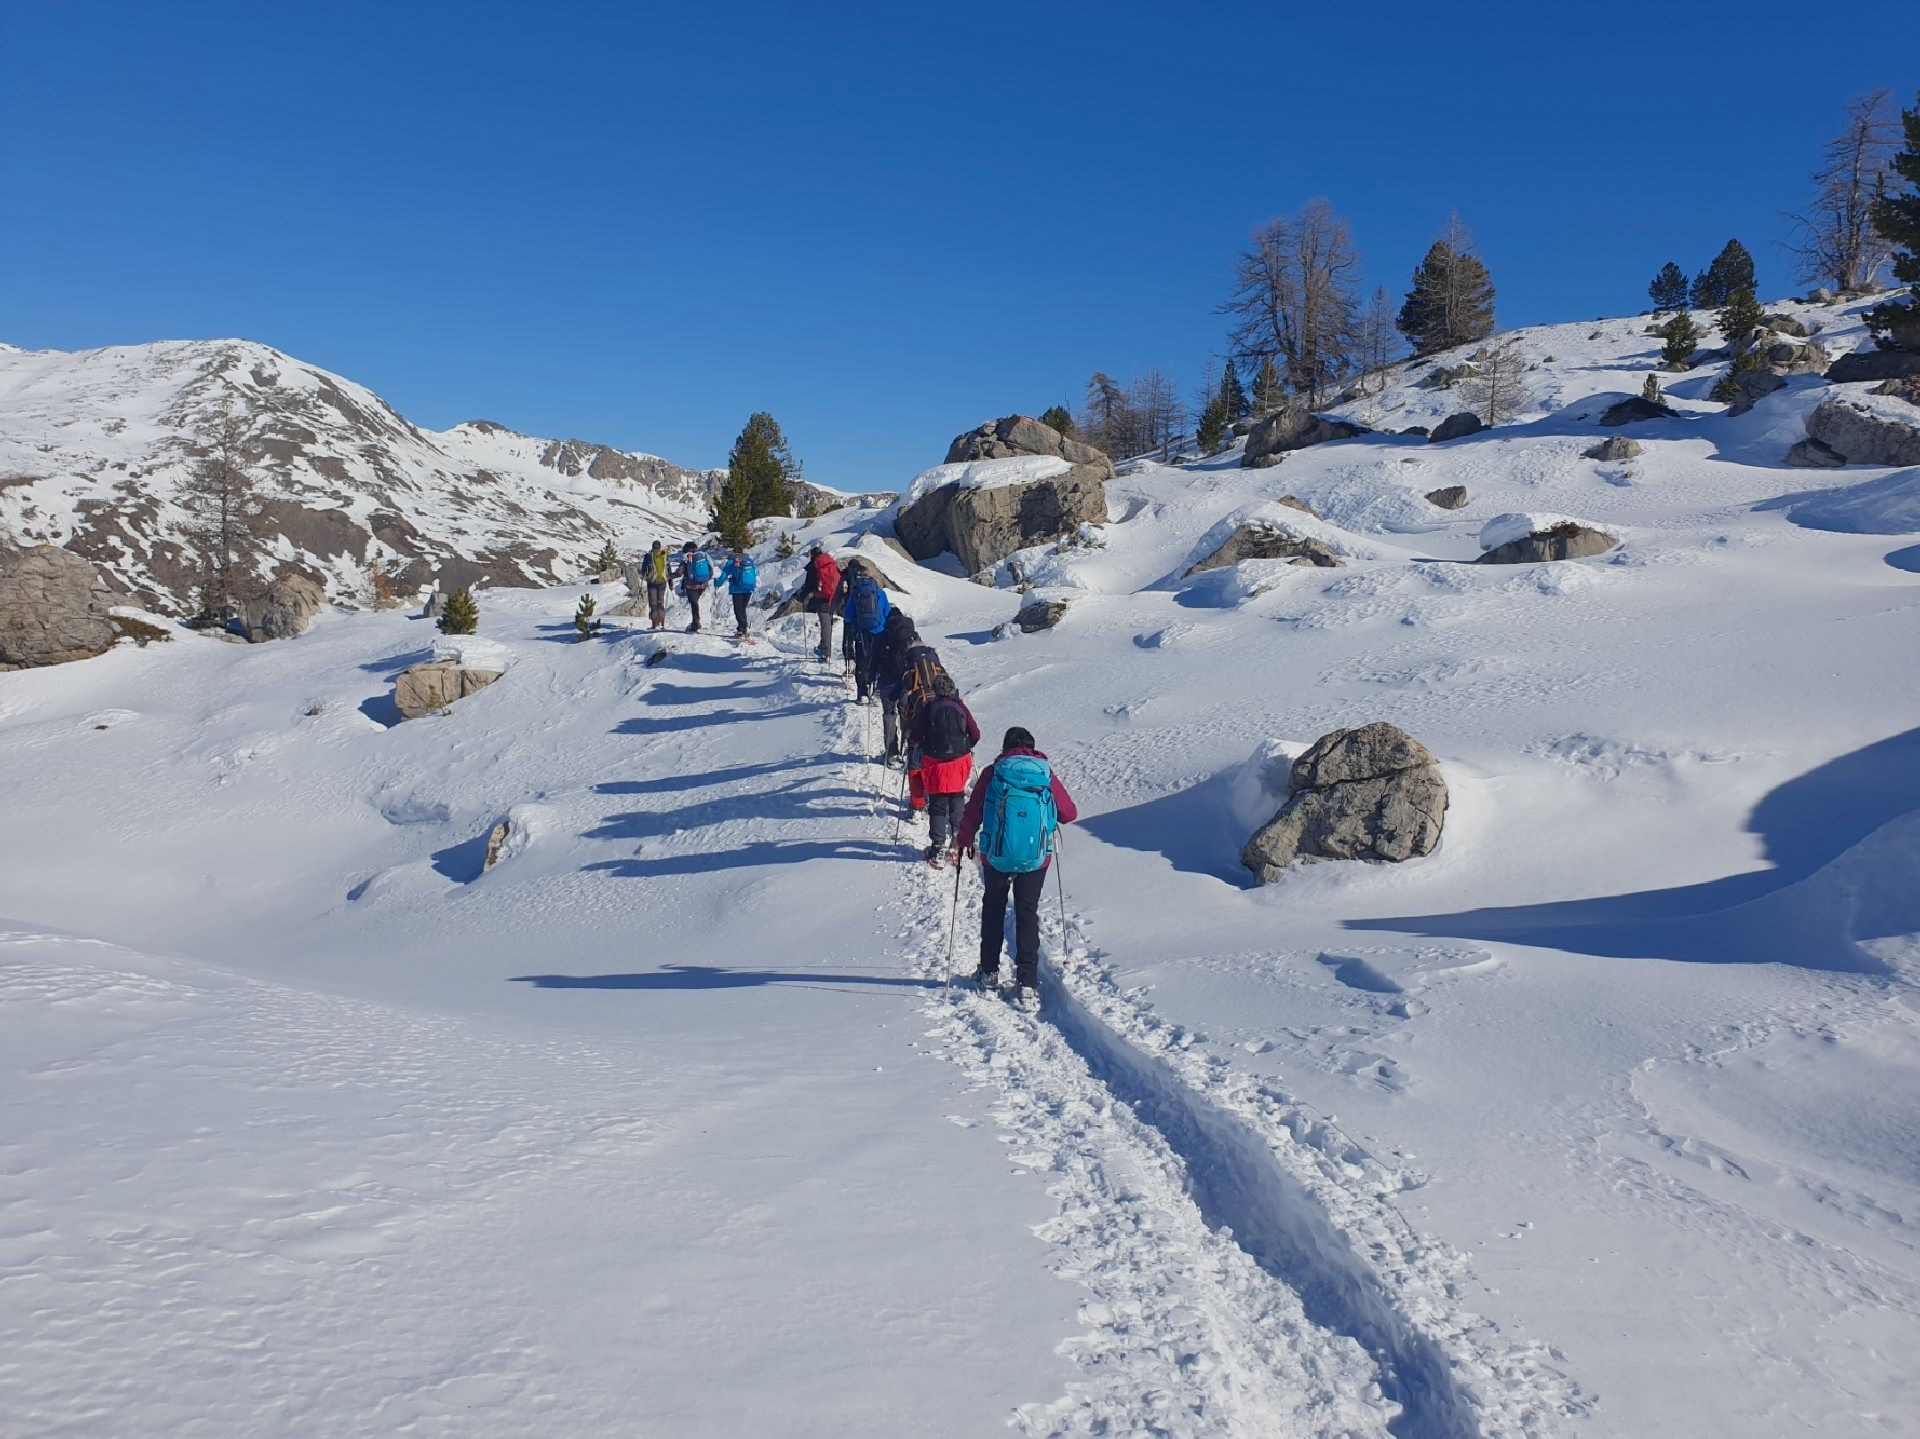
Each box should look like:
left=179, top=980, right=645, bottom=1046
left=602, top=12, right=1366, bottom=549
left=811, top=552, right=841, bottom=603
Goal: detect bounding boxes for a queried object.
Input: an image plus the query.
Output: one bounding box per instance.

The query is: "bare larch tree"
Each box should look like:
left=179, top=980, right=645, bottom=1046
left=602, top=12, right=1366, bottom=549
left=1354, top=286, right=1398, bottom=396
left=178, top=407, right=264, bottom=616
left=1462, top=335, right=1530, bottom=427
left=1789, top=90, right=1898, bottom=292
left=1219, top=197, right=1361, bottom=410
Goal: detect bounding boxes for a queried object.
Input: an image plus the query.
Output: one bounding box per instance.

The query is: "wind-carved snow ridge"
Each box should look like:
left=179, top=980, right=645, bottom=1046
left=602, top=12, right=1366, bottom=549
left=831, top=689, right=1583, bottom=1438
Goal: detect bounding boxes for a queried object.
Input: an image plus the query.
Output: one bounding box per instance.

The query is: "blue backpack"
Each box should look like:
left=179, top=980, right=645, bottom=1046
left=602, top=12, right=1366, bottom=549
left=732, top=558, right=757, bottom=592
left=981, top=755, right=1056, bottom=874
left=687, top=553, right=712, bottom=585
left=850, top=575, right=889, bottom=633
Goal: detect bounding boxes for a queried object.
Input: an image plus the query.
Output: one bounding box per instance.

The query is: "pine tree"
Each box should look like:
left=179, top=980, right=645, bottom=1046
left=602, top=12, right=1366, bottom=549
left=712, top=412, right=801, bottom=548
left=1396, top=213, right=1496, bottom=357
left=1690, top=240, right=1756, bottom=309
left=574, top=593, right=600, bottom=640
left=1718, top=287, right=1766, bottom=348
left=1081, top=371, right=1129, bottom=454
left=1658, top=311, right=1699, bottom=368
left=438, top=587, right=478, bottom=636
left=774, top=530, right=796, bottom=560
left=1039, top=404, right=1077, bottom=436
left=1218, top=358, right=1249, bottom=420
left=1649, top=262, right=1690, bottom=313
left=1195, top=395, right=1229, bottom=454
left=1868, top=91, right=1920, bottom=348
left=595, top=538, right=619, bottom=573
left=1250, top=355, right=1285, bottom=413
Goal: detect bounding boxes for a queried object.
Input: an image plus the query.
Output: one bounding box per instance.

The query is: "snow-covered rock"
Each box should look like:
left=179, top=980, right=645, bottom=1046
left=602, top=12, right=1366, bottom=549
left=1783, top=468, right=1920, bottom=534
left=893, top=455, right=1107, bottom=575
left=1241, top=722, right=1448, bottom=878
left=1805, top=391, right=1920, bottom=467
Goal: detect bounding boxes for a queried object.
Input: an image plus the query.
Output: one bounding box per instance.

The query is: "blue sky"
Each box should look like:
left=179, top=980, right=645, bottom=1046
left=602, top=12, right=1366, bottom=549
left=3, top=1, right=1916, bottom=490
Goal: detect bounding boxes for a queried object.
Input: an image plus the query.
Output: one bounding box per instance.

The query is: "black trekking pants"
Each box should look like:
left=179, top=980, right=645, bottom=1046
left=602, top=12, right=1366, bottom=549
left=849, top=628, right=876, bottom=698
left=731, top=591, right=750, bottom=634
left=646, top=582, right=668, bottom=628
left=980, top=863, right=1046, bottom=987
left=685, top=587, right=704, bottom=630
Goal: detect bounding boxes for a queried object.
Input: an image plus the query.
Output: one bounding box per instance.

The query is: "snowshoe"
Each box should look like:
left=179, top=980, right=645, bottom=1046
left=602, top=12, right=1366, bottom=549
left=964, top=967, right=1000, bottom=992
left=923, top=845, right=944, bottom=870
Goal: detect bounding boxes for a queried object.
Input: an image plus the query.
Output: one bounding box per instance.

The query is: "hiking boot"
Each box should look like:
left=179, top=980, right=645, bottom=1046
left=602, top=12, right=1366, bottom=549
left=923, top=844, right=944, bottom=868
left=966, top=966, right=1000, bottom=990
left=1011, top=985, right=1040, bottom=1013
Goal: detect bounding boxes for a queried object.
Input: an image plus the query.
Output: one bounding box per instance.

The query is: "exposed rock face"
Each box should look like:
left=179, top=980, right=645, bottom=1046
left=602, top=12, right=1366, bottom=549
left=1805, top=396, right=1920, bottom=468
left=1826, top=348, right=1920, bottom=384
left=1241, top=723, right=1448, bottom=879
left=1723, top=367, right=1787, bottom=416
left=1600, top=395, right=1676, bottom=426
left=393, top=661, right=503, bottom=720
left=0, top=545, right=118, bottom=670
left=1276, top=495, right=1323, bottom=520
left=893, top=484, right=961, bottom=560
left=1187, top=523, right=1339, bottom=575
left=1479, top=523, right=1618, bottom=564
left=1015, top=598, right=1068, bottom=632
left=1764, top=314, right=1812, bottom=338
left=1874, top=375, right=1920, bottom=406
left=1750, top=331, right=1829, bottom=374
left=1399, top=425, right=1431, bottom=438
left=1428, top=412, right=1485, bottom=443
left=945, top=415, right=1112, bottom=473
left=484, top=819, right=513, bottom=871
left=1584, top=437, right=1642, bottom=462
left=1425, top=485, right=1469, bottom=509
left=235, top=573, right=325, bottom=642
left=1241, top=405, right=1370, bottom=467
left=1784, top=437, right=1848, bottom=468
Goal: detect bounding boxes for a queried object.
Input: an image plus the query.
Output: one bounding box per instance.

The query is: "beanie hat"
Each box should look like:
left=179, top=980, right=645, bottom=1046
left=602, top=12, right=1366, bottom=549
left=1003, top=726, right=1035, bottom=751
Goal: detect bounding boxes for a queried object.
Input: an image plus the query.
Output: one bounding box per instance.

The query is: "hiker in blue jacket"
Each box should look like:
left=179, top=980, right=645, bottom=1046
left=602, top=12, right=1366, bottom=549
left=675, top=541, right=714, bottom=633
left=953, top=727, right=1080, bottom=1005
left=720, top=547, right=757, bottom=640
left=840, top=562, right=891, bottom=702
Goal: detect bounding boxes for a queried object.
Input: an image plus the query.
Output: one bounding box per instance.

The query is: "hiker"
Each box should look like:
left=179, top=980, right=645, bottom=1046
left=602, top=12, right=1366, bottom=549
left=640, top=540, right=671, bottom=630
left=794, top=543, right=841, bottom=661
left=841, top=562, right=891, bottom=701
left=870, top=608, right=918, bottom=763
left=896, top=635, right=948, bottom=812
left=953, top=727, right=1079, bottom=1003
left=910, top=673, right=980, bottom=866
left=676, top=540, right=713, bottom=633
left=721, top=546, right=757, bottom=640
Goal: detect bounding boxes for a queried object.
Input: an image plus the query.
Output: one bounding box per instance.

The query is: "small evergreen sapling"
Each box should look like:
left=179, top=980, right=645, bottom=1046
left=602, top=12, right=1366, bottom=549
left=1195, top=395, right=1229, bottom=454
left=1658, top=311, right=1699, bottom=368
left=1039, top=404, right=1077, bottom=437
left=1717, top=287, right=1766, bottom=348
left=774, top=530, right=796, bottom=560
left=437, top=587, right=479, bottom=636
left=596, top=539, right=619, bottom=574
left=574, top=593, right=601, bottom=640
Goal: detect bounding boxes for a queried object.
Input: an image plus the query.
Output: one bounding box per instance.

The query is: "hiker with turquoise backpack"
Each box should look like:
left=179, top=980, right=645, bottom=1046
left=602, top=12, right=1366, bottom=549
left=720, top=546, right=757, bottom=641
left=840, top=564, right=891, bottom=701
left=952, top=726, right=1080, bottom=1008
left=675, top=540, right=713, bottom=634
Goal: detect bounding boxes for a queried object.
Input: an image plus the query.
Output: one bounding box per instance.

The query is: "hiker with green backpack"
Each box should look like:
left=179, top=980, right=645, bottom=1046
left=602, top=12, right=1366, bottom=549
left=952, top=726, right=1080, bottom=1007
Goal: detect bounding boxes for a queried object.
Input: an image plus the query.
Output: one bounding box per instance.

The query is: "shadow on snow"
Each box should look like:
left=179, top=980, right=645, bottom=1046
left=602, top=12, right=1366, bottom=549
left=510, top=964, right=937, bottom=993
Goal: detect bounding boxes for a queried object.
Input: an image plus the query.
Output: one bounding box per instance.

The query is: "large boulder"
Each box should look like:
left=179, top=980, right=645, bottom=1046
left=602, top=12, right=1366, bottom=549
left=1804, top=394, right=1920, bottom=468
left=1750, top=330, right=1829, bottom=374
left=235, top=573, right=325, bottom=642
left=1425, top=485, right=1469, bottom=510
left=1241, top=405, right=1370, bottom=467
left=1428, top=412, right=1485, bottom=443
left=946, top=415, right=1112, bottom=474
left=1478, top=514, right=1618, bottom=564
left=1014, top=597, right=1069, bottom=632
left=0, top=545, right=118, bottom=670
left=1186, top=522, right=1339, bottom=575
left=1723, top=367, right=1787, bottom=416
left=1241, top=723, right=1448, bottom=879
left=1584, top=437, right=1642, bottom=462
left=1826, top=348, right=1920, bottom=384
left=1600, top=395, right=1676, bottom=426
left=1784, top=437, right=1847, bottom=468
left=896, top=457, right=1110, bottom=576
left=393, top=661, right=502, bottom=720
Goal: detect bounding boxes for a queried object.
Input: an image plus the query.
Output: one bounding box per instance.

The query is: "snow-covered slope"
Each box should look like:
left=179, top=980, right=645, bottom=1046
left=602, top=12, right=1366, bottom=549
left=0, top=338, right=720, bottom=609
left=4, top=296, right=1919, bottom=1436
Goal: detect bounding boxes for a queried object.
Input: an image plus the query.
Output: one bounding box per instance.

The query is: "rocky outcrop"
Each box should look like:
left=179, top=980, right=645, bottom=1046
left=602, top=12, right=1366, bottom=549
left=946, top=415, right=1112, bottom=472
left=1600, top=395, right=1676, bottom=426
left=0, top=545, right=119, bottom=670
left=1784, top=437, right=1848, bottom=468
left=1241, top=406, right=1370, bottom=467
left=896, top=445, right=1109, bottom=576
left=1241, top=723, right=1448, bottom=879
left=1584, top=437, right=1642, bottom=462
left=1015, top=598, right=1069, bottom=632
left=484, top=818, right=514, bottom=871
left=1275, top=495, right=1324, bottom=520
left=1723, top=367, right=1787, bottom=416
left=1804, top=395, right=1920, bottom=468
left=1425, top=485, right=1468, bottom=509
left=393, top=661, right=503, bottom=720
left=235, top=573, right=325, bottom=642
left=1479, top=522, right=1618, bottom=564
left=1428, top=412, right=1485, bottom=443
left=1874, top=375, right=1920, bottom=406
left=1826, top=348, right=1920, bottom=384
left=1187, top=523, right=1339, bottom=575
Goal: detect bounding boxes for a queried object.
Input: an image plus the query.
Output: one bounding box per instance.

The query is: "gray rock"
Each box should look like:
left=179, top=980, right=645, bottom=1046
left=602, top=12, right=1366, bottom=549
left=0, top=545, right=118, bottom=670
left=1015, top=598, right=1068, bottom=632
left=1724, top=367, right=1787, bottom=416
left=1583, top=437, right=1642, bottom=462
left=484, top=819, right=512, bottom=871
left=945, top=415, right=1113, bottom=475
left=235, top=573, right=325, bottom=642
left=1805, top=395, right=1920, bottom=467
left=1399, top=425, right=1431, bottom=437
left=1241, top=722, right=1448, bottom=879
left=1784, top=437, right=1848, bottom=468
left=1428, top=412, right=1485, bottom=443
left=1807, top=287, right=1837, bottom=304
left=1425, top=485, right=1468, bottom=509
left=1826, top=348, right=1920, bottom=384
left=393, top=661, right=503, bottom=720
left=1751, top=331, right=1829, bottom=374
left=1872, top=375, right=1920, bottom=407
left=896, top=463, right=1110, bottom=575
left=1186, top=522, right=1339, bottom=575
left=1275, top=495, right=1323, bottom=520
left=1479, top=523, right=1618, bottom=564
left=1241, top=405, right=1370, bottom=467
left=1599, top=395, right=1675, bottom=426
left=422, top=590, right=446, bottom=619
left=1764, top=314, right=1811, bottom=338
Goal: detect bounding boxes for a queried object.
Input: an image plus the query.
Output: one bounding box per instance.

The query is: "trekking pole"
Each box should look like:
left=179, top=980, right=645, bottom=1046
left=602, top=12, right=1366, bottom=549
left=945, top=857, right=964, bottom=989
left=891, top=765, right=909, bottom=842
left=1051, top=828, right=1070, bottom=963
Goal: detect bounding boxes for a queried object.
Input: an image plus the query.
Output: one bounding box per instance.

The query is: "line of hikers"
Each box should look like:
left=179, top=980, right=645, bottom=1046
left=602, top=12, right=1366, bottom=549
left=633, top=539, right=759, bottom=640
left=794, top=541, right=1079, bottom=1005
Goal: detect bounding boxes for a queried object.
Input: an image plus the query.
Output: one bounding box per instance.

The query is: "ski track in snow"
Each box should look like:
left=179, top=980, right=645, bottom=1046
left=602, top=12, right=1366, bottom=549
left=819, top=697, right=1585, bottom=1437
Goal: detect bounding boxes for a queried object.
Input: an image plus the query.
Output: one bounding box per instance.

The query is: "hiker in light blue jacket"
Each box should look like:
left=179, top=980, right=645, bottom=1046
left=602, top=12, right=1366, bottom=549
left=720, top=548, right=758, bottom=639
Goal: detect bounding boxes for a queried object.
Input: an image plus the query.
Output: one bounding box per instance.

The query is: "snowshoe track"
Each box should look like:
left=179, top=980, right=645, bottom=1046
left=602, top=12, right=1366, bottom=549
left=823, top=696, right=1584, bottom=1437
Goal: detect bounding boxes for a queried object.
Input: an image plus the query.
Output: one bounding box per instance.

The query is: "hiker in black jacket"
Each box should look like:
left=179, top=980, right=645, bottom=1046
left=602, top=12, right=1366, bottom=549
left=870, top=609, right=917, bottom=763
left=909, top=674, right=980, bottom=864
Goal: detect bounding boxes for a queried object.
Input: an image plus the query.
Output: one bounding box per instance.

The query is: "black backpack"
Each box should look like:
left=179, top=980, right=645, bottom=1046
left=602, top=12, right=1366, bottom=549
left=923, top=697, right=971, bottom=761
